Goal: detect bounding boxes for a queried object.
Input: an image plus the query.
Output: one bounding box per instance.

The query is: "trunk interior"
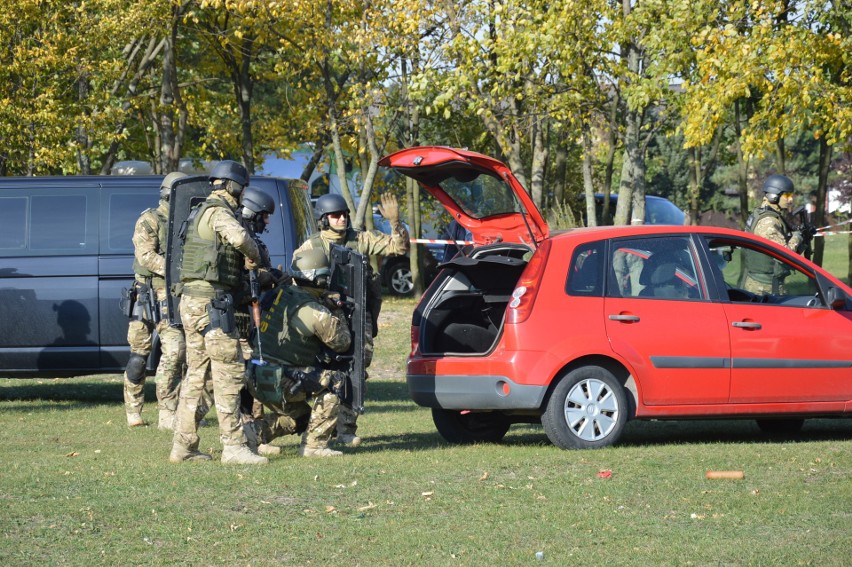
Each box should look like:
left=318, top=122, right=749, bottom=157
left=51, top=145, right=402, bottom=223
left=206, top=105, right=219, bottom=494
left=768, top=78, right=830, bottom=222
left=419, top=248, right=530, bottom=355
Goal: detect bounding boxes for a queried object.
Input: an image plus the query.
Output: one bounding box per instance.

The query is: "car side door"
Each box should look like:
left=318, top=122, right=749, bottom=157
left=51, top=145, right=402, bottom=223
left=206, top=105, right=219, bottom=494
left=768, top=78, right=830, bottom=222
left=702, top=236, right=852, bottom=403
left=604, top=235, right=732, bottom=406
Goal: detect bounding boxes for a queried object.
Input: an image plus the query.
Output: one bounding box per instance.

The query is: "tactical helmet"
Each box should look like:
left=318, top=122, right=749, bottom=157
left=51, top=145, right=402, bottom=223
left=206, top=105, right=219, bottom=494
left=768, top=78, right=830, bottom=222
left=763, top=174, right=794, bottom=204
left=240, top=186, right=275, bottom=233
left=314, top=193, right=349, bottom=230
left=209, top=160, right=249, bottom=197
left=291, top=248, right=331, bottom=287
left=160, top=171, right=187, bottom=201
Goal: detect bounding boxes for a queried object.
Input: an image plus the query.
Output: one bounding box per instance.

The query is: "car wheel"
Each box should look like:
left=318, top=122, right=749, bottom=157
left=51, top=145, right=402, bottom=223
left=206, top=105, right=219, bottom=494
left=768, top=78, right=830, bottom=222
left=756, top=418, right=804, bottom=436
left=542, top=366, right=628, bottom=449
left=386, top=260, right=414, bottom=296
left=431, top=408, right=510, bottom=444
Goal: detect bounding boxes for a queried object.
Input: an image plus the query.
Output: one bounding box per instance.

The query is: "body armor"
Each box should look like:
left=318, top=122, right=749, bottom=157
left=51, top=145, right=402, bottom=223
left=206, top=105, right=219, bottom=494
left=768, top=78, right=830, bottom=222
left=180, top=198, right=243, bottom=289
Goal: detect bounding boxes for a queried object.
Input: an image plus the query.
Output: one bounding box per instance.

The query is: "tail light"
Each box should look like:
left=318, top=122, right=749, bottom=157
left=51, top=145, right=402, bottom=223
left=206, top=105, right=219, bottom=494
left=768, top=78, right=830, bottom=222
left=507, top=239, right=551, bottom=324
left=410, top=325, right=420, bottom=355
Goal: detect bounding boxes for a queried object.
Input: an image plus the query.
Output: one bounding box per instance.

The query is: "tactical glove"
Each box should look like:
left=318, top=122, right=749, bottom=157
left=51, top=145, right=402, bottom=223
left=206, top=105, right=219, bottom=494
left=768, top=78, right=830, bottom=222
left=378, top=193, right=400, bottom=226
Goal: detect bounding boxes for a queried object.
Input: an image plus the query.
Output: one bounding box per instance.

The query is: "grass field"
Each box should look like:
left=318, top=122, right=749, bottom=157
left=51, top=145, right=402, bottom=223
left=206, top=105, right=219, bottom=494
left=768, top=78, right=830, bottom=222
left=2, top=296, right=850, bottom=566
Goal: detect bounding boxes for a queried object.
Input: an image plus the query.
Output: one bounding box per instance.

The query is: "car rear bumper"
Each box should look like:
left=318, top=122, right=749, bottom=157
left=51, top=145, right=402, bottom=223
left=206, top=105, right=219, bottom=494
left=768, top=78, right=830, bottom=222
left=407, top=373, right=547, bottom=410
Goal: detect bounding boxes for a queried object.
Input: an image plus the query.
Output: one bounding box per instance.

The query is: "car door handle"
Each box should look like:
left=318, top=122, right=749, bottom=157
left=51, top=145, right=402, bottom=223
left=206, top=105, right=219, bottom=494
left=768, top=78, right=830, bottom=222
left=609, top=314, right=640, bottom=322
left=732, top=321, right=762, bottom=330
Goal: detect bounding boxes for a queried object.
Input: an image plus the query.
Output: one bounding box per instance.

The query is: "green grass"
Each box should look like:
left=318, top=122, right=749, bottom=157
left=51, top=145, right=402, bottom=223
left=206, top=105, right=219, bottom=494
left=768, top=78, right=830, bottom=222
left=1, top=298, right=850, bottom=566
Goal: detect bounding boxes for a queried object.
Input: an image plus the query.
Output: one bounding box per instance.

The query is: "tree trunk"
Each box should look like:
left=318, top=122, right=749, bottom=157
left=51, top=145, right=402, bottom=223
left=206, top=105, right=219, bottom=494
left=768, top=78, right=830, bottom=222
left=159, top=5, right=183, bottom=173
left=734, top=100, right=750, bottom=228
left=581, top=120, right=597, bottom=227
left=813, top=137, right=832, bottom=267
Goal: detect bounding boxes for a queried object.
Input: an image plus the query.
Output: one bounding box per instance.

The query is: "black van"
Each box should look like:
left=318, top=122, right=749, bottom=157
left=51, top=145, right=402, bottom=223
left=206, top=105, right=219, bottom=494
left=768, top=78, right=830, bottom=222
left=0, top=175, right=315, bottom=377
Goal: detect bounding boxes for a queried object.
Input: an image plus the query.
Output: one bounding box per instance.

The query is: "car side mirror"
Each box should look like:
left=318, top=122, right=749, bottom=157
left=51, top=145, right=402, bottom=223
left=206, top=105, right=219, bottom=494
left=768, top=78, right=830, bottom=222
left=825, top=286, right=847, bottom=310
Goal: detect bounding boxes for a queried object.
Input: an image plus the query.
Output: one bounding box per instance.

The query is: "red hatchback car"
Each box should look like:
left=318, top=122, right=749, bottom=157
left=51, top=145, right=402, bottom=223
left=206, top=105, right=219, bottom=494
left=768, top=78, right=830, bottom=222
left=378, top=146, right=852, bottom=449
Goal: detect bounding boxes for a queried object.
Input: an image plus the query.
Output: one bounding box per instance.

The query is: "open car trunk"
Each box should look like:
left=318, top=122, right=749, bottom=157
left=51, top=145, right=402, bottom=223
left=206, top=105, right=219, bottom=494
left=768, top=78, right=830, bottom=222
left=416, top=245, right=531, bottom=355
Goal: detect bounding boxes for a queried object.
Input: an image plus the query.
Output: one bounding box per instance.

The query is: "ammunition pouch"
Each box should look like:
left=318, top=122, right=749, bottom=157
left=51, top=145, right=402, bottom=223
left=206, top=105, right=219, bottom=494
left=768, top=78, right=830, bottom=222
left=250, top=363, right=287, bottom=404
left=119, top=286, right=137, bottom=318
left=205, top=293, right=235, bottom=335
left=125, top=353, right=147, bottom=385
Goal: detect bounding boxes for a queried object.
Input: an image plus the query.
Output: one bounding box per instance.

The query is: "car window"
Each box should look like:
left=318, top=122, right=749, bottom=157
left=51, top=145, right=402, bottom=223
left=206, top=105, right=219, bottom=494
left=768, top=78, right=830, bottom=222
left=0, top=196, right=27, bottom=249
left=705, top=238, right=820, bottom=306
left=567, top=241, right=605, bottom=297
left=283, top=179, right=316, bottom=246
left=607, top=236, right=702, bottom=300
left=439, top=171, right=518, bottom=219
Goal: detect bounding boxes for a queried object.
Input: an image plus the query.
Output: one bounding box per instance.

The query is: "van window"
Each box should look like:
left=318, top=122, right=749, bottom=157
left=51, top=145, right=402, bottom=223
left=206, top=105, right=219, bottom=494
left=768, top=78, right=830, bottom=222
left=106, top=193, right=157, bottom=253
left=31, top=194, right=95, bottom=253
left=285, top=180, right=315, bottom=245
left=0, top=197, right=27, bottom=249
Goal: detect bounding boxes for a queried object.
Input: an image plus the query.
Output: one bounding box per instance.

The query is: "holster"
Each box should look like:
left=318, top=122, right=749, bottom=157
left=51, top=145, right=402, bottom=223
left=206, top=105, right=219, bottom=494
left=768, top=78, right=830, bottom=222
left=205, top=293, right=235, bottom=335
left=119, top=286, right=137, bottom=318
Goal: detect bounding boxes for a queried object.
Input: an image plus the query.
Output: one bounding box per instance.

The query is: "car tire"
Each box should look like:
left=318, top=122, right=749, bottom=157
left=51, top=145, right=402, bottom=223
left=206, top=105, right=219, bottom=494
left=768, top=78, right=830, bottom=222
left=431, top=408, right=510, bottom=444
left=542, top=366, right=628, bottom=449
left=755, top=418, right=804, bottom=436
left=385, top=259, right=414, bottom=296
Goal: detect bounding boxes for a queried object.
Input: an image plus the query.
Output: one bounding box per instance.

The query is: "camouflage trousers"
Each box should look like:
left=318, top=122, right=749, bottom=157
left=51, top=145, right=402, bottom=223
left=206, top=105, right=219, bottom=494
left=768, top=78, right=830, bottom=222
left=742, top=274, right=785, bottom=296
left=337, top=317, right=373, bottom=436
left=172, top=294, right=248, bottom=451
left=255, top=368, right=340, bottom=449
left=123, top=316, right=185, bottom=415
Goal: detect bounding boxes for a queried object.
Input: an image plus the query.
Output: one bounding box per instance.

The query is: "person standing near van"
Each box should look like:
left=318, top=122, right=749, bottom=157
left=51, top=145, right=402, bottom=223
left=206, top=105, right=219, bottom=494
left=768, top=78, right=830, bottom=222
left=293, top=192, right=409, bottom=447
left=169, top=160, right=268, bottom=465
left=124, top=172, right=189, bottom=430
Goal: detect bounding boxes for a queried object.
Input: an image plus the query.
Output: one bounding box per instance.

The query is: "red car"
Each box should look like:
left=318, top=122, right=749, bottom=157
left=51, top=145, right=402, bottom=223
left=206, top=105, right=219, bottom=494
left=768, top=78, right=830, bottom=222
left=378, top=146, right=852, bottom=449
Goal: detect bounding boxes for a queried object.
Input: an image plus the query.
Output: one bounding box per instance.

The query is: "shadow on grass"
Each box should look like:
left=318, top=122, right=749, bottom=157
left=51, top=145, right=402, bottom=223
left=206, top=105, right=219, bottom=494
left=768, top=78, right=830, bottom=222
left=0, top=378, right=140, bottom=410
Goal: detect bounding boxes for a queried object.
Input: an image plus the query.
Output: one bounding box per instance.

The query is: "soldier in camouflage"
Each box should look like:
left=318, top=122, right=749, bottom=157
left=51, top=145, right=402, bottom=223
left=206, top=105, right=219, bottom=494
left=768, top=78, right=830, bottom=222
left=743, top=174, right=805, bottom=294
left=123, top=172, right=189, bottom=430
left=169, top=160, right=268, bottom=465
left=294, top=192, right=409, bottom=447
left=249, top=247, right=352, bottom=457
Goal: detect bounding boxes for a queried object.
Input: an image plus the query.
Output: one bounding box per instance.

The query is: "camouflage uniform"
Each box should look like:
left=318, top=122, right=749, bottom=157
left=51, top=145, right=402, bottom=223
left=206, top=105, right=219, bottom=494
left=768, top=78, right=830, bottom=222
left=743, top=198, right=803, bottom=295
left=294, top=221, right=408, bottom=439
left=251, top=284, right=351, bottom=453
left=123, top=201, right=188, bottom=429
left=170, top=189, right=263, bottom=463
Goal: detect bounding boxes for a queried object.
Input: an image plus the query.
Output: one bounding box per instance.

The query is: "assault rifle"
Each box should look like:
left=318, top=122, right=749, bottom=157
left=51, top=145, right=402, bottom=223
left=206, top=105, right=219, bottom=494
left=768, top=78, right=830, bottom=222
left=325, top=244, right=369, bottom=414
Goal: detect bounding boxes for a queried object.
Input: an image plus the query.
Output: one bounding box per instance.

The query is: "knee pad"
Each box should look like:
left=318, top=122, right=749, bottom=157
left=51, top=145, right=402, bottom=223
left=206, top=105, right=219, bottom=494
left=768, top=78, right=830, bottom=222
left=125, top=353, right=147, bottom=385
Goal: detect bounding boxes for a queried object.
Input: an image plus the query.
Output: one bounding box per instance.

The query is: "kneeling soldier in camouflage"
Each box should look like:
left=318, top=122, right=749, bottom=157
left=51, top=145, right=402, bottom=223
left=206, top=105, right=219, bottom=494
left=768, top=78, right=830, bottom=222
left=248, top=248, right=352, bottom=457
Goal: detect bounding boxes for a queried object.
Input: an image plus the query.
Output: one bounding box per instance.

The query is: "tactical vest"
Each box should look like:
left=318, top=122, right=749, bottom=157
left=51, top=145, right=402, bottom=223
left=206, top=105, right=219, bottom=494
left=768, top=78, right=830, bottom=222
left=259, top=286, right=322, bottom=366
left=132, top=206, right=168, bottom=282
left=745, top=206, right=789, bottom=277
left=180, top=198, right=243, bottom=289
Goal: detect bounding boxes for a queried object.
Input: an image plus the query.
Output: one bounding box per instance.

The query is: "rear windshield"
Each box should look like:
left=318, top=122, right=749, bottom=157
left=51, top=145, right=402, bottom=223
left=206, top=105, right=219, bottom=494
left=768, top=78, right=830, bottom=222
left=439, top=172, right=520, bottom=219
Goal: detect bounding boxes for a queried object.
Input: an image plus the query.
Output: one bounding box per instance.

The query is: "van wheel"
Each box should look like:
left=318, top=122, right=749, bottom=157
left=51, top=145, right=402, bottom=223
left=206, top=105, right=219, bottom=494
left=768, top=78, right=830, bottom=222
left=386, top=259, right=414, bottom=296
left=542, top=366, right=627, bottom=449
left=756, top=418, right=804, bottom=436
left=431, top=408, right=510, bottom=444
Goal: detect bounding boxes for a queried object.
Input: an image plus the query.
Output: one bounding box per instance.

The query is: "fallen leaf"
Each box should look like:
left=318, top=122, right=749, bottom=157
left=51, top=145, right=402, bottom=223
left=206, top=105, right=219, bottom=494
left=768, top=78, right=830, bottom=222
left=597, top=470, right=613, bottom=479
left=479, top=472, right=489, bottom=481
left=421, top=491, right=434, bottom=497
left=358, top=502, right=377, bottom=512
left=65, top=452, right=79, bottom=458
left=325, top=506, right=336, bottom=513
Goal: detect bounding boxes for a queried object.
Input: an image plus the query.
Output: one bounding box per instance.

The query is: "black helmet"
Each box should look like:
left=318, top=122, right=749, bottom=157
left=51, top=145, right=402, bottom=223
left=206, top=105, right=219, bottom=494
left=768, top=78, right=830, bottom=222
left=209, top=160, right=249, bottom=185
left=209, top=160, right=248, bottom=197
left=240, top=186, right=275, bottom=233
left=763, top=174, right=794, bottom=204
left=314, top=193, right=349, bottom=231
left=160, top=171, right=187, bottom=201
left=290, top=248, right=330, bottom=287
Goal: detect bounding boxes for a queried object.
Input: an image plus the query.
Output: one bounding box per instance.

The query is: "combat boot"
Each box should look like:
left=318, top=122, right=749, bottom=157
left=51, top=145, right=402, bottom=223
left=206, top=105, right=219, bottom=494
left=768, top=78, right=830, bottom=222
left=158, top=410, right=176, bottom=431
left=298, top=445, right=342, bottom=458
left=127, top=412, right=145, bottom=427
left=169, top=445, right=212, bottom=463
left=221, top=445, right=269, bottom=465
left=257, top=443, right=282, bottom=456
left=337, top=433, right=362, bottom=447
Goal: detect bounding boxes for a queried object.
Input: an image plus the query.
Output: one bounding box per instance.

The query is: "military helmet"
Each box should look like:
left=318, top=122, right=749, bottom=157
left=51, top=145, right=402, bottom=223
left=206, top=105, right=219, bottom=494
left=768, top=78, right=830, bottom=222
left=209, top=160, right=249, bottom=185
left=763, top=174, right=794, bottom=204
left=291, top=247, right=331, bottom=287
left=315, top=193, right=349, bottom=219
left=241, top=186, right=275, bottom=233
left=160, top=171, right=187, bottom=201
